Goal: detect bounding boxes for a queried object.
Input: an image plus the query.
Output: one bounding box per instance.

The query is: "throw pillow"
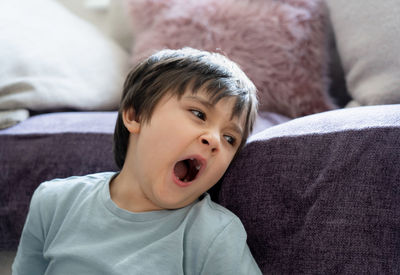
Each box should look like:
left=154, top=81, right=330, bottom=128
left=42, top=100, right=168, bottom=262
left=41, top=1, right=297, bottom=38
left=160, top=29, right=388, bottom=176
left=0, top=0, right=130, bottom=127
left=125, top=0, right=335, bottom=118
left=326, top=0, right=400, bottom=107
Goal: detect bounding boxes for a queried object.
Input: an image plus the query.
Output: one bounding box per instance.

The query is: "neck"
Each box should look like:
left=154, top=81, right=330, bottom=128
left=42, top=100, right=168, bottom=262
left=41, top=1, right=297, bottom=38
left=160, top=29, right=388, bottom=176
left=110, top=170, right=162, bottom=213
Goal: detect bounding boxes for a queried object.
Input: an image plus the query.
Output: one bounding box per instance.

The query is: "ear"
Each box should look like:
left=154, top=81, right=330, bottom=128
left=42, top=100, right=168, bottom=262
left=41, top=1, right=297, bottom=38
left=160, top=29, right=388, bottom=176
left=122, top=107, right=140, bottom=134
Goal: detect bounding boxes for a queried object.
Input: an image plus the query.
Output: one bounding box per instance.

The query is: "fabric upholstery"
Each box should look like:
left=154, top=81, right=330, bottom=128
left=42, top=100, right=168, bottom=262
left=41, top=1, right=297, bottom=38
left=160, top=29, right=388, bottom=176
left=219, top=104, right=400, bottom=274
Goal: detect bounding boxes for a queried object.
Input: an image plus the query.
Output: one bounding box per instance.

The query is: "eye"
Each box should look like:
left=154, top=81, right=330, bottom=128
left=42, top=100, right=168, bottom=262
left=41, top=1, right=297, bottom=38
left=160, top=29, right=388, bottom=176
left=190, top=109, right=206, bottom=121
left=224, top=135, right=236, bottom=146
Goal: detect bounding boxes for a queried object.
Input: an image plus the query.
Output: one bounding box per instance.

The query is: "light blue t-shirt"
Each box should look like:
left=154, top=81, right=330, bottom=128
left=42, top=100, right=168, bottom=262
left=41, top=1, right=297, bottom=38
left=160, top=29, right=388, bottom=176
left=13, top=172, right=261, bottom=275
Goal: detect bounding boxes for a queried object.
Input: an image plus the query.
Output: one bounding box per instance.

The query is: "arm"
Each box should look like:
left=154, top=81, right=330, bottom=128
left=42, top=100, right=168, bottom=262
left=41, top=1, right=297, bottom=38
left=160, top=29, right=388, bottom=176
left=200, top=217, right=262, bottom=275
left=12, top=185, right=49, bottom=275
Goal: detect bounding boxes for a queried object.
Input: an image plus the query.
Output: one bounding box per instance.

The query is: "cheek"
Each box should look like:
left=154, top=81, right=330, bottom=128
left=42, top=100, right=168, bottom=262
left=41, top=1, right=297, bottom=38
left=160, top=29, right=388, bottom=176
left=219, top=157, right=233, bottom=176
left=136, top=122, right=191, bottom=167
left=208, top=154, right=234, bottom=182
left=141, top=121, right=175, bottom=147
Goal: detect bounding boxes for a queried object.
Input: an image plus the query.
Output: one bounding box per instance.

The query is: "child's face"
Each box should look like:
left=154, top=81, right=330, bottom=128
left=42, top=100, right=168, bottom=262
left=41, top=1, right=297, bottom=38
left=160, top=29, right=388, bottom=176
left=121, top=88, right=246, bottom=211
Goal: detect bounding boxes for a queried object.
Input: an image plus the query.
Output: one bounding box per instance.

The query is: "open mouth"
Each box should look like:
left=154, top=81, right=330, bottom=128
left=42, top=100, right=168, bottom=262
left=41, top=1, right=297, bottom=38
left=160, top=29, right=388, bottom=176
left=173, top=157, right=203, bottom=184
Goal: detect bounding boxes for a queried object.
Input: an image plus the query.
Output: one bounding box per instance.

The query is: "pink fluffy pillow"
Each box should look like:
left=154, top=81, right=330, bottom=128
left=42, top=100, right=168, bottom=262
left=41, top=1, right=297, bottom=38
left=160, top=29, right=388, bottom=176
left=126, top=0, right=335, bottom=118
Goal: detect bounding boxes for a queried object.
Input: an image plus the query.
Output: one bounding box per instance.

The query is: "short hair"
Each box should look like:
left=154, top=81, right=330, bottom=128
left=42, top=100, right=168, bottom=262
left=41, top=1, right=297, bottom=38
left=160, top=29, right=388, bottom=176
left=113, top=48, right=258, bottom=169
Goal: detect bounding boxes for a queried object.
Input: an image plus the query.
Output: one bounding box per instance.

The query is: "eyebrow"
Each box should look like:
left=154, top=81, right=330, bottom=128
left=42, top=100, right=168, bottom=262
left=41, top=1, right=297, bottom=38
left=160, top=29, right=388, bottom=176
left=183, top=95, right=244, bottom=137
left=183, top=95, right=215, bottom=109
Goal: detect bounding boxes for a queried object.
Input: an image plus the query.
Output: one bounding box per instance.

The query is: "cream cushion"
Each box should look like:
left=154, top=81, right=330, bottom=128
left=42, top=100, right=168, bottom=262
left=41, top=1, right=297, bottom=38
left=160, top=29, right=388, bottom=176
left=326, top=0, right=400, bottom=107
left=0, top=0, right=130, bottom=128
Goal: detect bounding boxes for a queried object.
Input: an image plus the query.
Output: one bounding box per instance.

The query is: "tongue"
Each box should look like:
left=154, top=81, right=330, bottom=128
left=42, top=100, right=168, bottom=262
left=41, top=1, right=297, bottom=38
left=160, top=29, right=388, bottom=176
left=174, top=160, right=188, bottom=180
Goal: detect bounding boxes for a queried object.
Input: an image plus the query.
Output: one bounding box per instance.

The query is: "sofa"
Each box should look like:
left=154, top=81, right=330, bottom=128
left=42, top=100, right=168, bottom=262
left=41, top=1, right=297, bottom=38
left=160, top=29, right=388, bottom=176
left=1, top=0, right=399, bottom=274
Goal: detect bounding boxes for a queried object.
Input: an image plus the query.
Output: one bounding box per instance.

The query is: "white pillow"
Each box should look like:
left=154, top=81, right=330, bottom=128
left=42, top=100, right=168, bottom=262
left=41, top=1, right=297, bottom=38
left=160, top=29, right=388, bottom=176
left=0, top=0, right=130, bottom=114
left=326, top=0, right=400, bottom=107
left=55, top=0, right=134, bottom=51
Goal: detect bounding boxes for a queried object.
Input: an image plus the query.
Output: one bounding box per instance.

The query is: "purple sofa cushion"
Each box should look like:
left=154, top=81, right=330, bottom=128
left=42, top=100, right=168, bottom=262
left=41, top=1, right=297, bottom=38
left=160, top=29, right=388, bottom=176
left=0, top=112, right=118, bottom=249
left=219, top=105, right=400, bottom=274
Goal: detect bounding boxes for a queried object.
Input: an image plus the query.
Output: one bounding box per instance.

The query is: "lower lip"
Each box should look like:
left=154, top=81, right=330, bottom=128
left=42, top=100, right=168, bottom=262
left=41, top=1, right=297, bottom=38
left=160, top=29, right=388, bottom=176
left=172, top=173, right=193, bottom=187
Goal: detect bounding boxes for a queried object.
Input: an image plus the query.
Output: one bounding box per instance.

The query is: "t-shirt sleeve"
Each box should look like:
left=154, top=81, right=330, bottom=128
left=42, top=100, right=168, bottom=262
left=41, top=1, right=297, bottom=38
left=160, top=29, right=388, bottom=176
left=199, top=217, right=262, bottom=275
left=12, top=184, right=50, bottom=275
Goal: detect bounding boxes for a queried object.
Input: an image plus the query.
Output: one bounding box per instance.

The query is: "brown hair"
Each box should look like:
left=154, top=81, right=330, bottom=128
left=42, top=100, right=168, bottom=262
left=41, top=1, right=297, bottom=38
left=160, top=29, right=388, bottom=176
left=113, top=48, right=258, bottom=169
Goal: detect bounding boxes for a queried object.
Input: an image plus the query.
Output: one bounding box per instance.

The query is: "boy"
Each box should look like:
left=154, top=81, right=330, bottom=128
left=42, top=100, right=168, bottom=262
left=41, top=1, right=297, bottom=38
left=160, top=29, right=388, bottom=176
left=13, top=48, right=261, bottom=274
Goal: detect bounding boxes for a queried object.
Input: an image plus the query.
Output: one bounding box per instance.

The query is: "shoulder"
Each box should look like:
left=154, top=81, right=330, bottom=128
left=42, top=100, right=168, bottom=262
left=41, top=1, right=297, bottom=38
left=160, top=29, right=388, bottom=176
left=183, top=195, right=259, bottom=274
left=194, top=194, right=243, bottom=221
left=186, top=193, right=247, bottom=239
left=33, top=172, right=115, bottom=209
left=36, top=172, right=115, bottom=193
left=30, top=172, right=116, bottom=233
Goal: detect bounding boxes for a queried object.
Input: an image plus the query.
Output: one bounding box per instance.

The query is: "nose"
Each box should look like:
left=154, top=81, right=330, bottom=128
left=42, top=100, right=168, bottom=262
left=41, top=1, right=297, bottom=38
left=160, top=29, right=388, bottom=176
left=200, top=132, right=220, bottom=154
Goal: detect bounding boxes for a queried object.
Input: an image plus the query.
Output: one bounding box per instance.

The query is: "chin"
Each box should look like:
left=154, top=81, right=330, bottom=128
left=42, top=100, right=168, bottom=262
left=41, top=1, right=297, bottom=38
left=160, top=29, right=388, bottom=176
left=164, top=199, right=195, bottom=210
left=153, top=192, right=197, bottom=210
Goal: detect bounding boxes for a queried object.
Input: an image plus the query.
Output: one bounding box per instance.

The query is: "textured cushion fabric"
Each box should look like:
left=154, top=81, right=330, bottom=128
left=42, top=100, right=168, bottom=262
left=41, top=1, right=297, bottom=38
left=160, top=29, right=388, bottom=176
left=326, top=0, right=400, bottom=107
left=0, top=0, right=130, bottom=127
left=126, top=0, right=335, bottom=118
left=0, top=112, right=118, bottom=249
left=219, top=105, right=400, bottom=274
left=252, top=111, right=290, bottom=136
